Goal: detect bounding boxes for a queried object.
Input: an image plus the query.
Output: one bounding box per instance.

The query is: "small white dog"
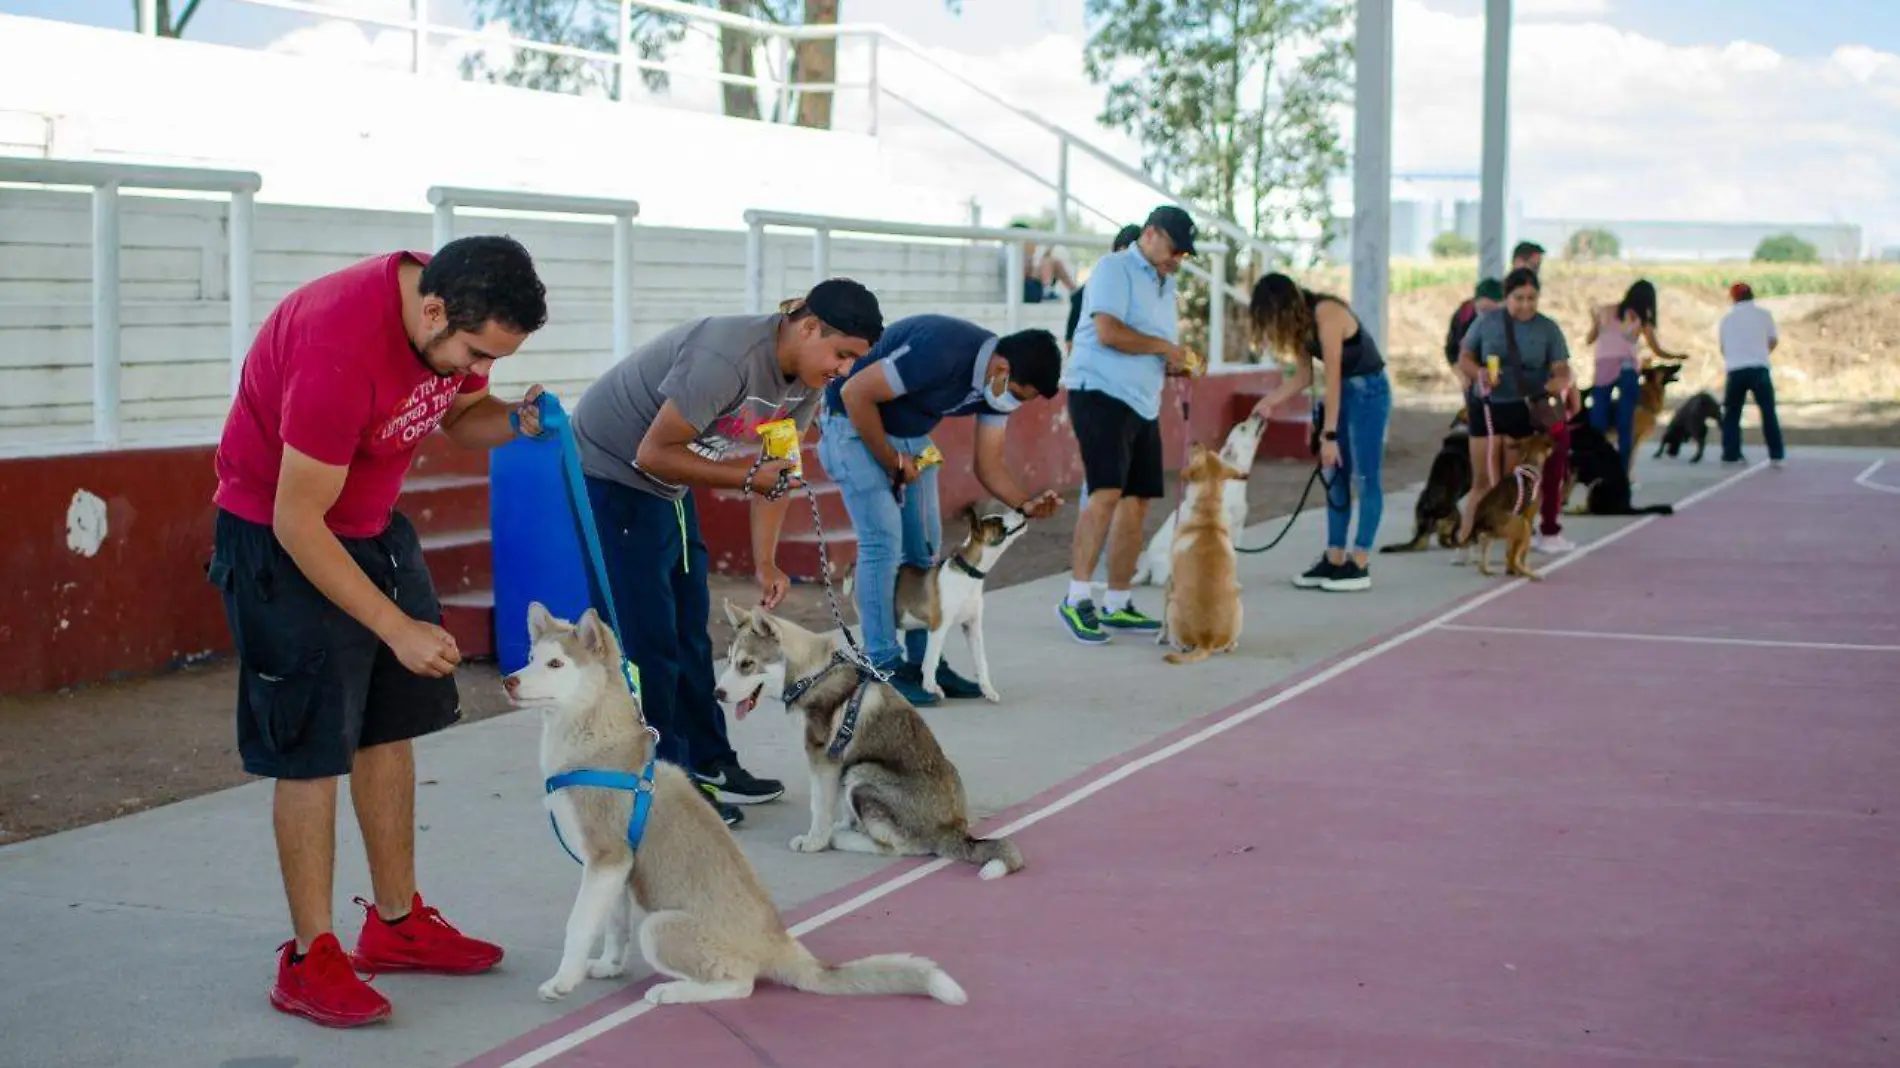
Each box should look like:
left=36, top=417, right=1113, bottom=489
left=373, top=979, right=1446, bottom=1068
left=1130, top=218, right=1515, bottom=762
left=895, top=502, right=1028, bottom=702
left=1133, top=413, right=1265, bottom=587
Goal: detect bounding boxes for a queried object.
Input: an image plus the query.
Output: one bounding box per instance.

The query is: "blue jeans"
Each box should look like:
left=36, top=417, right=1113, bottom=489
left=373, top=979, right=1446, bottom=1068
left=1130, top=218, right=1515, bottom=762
left=1321, top=371, right=1392, bottom=553
left=1591, top=365, right=1639, bottom=464
left=1721, top=366, right=1785, bottom=462
left=583, top=476, right=732, bottom=772
left=816, top=413, right=940, bottom=667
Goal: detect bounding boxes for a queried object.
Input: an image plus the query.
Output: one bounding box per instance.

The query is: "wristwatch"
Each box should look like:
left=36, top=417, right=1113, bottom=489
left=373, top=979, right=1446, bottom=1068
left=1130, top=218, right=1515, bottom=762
left=1322, top=429, right=1338, bottom=442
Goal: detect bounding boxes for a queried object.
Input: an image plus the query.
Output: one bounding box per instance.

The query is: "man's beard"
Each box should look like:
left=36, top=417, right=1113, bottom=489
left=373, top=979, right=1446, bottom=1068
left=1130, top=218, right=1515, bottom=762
left=412, top=325, right=455, bottom=378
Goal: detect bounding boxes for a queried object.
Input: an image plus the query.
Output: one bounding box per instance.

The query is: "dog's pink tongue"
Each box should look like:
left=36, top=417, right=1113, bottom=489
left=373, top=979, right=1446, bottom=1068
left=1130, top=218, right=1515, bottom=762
left=736, top=694, right=758, bottom=720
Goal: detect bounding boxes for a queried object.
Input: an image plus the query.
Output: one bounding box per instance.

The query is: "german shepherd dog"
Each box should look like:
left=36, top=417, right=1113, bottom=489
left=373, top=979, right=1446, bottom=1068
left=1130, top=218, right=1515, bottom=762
left=1568, top=421, right=1674, bottom=516
left=1456, top=433, right=1555, bottom=580
left=1655, top=390, right=1722, bottom=462
left=505, top=604, right=967, bottom=1007
left=714, top=603, right=1025, bottom=881
left=1380, top=428, right=1472, bottom=553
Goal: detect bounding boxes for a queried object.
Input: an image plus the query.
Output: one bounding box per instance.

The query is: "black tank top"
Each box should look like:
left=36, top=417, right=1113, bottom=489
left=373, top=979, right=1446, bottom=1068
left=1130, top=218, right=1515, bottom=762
left=1303, top=296, right=1385, bottom=377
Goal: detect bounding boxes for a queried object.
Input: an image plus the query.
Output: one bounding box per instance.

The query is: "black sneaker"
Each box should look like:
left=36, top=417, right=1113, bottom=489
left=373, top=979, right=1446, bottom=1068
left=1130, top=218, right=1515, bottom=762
left=1292, top=557, right=1341, bottom=589
left=698, top=782, right=744, bottom=827
left=1320, top=558, right=1372, bottom=592
left=692, top=759, right=785, bottom=805
left=910, top=660, right=983, bottom=700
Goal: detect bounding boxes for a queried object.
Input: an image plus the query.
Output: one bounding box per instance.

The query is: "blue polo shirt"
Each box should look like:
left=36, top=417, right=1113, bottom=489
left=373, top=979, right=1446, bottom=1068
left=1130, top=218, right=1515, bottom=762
left=1060, top=245, right=1179, bottom=421
left=823, top=314, right=1010, bottom=437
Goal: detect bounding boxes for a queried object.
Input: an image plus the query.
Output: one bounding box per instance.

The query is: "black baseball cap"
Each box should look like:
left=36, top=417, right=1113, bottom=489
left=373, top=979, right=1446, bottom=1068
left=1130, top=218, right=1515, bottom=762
left=1144, top=205, right=1198, bottom=255
left=803, top=278, right=884, bottom=344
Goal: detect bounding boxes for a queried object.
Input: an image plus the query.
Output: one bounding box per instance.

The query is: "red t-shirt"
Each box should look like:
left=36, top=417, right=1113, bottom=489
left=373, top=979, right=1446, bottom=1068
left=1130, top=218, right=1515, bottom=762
left=213, top=251, right=489, bottom=539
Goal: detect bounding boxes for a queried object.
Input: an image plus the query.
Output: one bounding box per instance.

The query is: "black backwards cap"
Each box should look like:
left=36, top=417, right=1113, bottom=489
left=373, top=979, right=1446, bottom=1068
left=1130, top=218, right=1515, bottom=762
left=802, top=278, right=884, bottom=345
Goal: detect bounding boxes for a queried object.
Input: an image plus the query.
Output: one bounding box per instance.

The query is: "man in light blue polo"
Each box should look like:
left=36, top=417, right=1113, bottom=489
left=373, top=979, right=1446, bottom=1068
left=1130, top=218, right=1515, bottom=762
left=1056, top=205, right=1195, bottom=644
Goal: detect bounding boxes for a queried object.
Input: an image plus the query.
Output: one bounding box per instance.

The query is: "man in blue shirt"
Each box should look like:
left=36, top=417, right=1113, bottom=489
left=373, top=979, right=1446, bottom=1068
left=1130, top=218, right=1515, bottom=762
left=818, top=315, right=1065, bottom=706
left=1057, top=205, right=1196, bottom=645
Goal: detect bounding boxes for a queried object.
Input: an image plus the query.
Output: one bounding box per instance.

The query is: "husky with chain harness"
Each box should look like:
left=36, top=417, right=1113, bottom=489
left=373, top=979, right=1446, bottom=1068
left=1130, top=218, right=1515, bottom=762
left=714, top=601, right=1026, bottom=880
left=506, top=602, right=968, bottom=1007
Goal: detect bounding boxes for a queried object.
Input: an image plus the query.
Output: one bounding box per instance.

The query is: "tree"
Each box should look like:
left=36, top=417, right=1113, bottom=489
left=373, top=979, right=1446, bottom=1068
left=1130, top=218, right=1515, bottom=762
left=1565, top=227, right=1621, bottom=261
left=1083, top=0, right=1352, bottom=264
left=134, top=0, right=201, bottom=37
left=1754, top=232, right=1819, bottom=264
left=1431, top=231, right=1476, bottom=259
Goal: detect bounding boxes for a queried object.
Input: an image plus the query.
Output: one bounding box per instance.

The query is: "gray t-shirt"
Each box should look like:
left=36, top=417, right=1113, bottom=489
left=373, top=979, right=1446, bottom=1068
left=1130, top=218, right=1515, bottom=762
left=572, top=313, right=820, bottom=500
left=1459, top=309, right=1570, bottom=403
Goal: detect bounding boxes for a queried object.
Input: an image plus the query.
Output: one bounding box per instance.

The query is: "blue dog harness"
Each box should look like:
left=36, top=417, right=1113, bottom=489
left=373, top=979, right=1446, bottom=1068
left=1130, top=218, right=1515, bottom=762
left=530, top=393, right=660, bottom=862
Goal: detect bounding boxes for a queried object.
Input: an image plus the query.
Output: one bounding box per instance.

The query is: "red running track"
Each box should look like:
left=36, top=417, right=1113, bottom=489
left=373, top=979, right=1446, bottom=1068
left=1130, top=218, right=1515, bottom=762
left=468, top=460, right=1900, bottom=1068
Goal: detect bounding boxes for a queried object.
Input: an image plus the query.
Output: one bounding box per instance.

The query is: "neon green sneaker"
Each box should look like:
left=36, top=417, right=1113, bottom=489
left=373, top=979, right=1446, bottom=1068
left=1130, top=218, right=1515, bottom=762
left=1098, top=602, right=1164, bottom=632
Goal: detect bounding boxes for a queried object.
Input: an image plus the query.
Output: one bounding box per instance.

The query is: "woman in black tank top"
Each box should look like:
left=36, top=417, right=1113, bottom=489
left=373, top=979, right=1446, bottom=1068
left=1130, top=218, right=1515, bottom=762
left=1244, top=273, right=1394, bottom=593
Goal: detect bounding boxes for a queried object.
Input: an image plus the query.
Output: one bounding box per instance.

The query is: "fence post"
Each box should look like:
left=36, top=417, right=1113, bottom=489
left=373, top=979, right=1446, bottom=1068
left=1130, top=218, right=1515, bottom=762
left=411, top=0, right=429, bottom=73
left=745, top=217, right=766, bottom=314
left=137, top=0, right=158, bottom=35
left=432, top=202, right=454, bottom=252
left=1004, top=240, right=1024, bottom=334
left=611, top=212, right=634, bottom=360
left=616, top=0, right=634, bottom=102
left=92, top=185, right=122, bottom=446
left=229, top=190, right=255, bottom=394
left=867, top=34, right=881, bottom=136
left=812, top=227, right=831, bottom=284
left=1055, top=139, right=1070, bottom=238
left=1207, top=248, right=1227, bottom=372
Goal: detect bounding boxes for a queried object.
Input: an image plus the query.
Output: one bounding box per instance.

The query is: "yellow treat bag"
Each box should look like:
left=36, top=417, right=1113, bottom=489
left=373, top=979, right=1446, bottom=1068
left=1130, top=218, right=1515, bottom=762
left=755, top=418, right=804, bottom=479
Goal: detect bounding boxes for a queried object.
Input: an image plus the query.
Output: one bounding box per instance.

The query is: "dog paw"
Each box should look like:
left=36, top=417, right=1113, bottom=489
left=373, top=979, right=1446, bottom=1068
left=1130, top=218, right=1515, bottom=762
left=588, top=957, right=627, bottom=979
left=981, top=686, right=1001, bottom=704
left=645, top=981, right=692, bottom=1005
left=923, top=683, right=945, bottom=700
left=539, top=974, right=581, bottom=1001
left=790, top=833, right=832, bottom=853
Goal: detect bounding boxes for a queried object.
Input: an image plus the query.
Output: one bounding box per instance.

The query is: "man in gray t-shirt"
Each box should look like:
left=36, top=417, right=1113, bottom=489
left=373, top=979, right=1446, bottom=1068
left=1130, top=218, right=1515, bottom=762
left=566, top=280, right=883, bottom=825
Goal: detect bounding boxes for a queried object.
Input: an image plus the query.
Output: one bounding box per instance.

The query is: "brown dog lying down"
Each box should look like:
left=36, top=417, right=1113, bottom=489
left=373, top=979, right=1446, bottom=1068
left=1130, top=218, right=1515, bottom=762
left=1456, top=433, right=1556, bottom=580
left=1159, top=442, right=1247, bottom=664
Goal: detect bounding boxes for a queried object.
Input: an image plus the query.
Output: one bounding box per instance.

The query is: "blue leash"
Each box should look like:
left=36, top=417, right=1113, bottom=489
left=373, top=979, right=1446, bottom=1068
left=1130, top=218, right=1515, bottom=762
left=522, top=392, right=660, bottom=863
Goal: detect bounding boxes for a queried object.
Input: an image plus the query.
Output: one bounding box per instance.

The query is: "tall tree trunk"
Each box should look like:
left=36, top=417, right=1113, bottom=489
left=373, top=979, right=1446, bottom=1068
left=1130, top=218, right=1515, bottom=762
left=794, top=0, right=838, bottom=130
left=718, top=0, right=760, bottom=120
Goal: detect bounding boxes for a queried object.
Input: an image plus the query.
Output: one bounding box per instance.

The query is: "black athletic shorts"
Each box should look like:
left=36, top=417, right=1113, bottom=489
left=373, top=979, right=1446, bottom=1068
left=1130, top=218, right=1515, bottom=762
left=1068, top=388, right=1164, bottom=500
left=1469, top=398, right=1534, bottom=440
left=208, top=509, right=461, bottom=780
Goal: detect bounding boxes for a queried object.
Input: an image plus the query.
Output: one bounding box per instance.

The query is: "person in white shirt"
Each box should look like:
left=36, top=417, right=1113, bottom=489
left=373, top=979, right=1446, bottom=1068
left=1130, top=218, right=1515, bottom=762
left=1717, top=281, right=1785, bottom=465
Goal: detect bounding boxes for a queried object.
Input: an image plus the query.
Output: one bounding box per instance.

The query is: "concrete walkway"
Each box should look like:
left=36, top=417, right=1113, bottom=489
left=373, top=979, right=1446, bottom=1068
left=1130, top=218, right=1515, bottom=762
left=1, top=449, right=1891, bottom=1068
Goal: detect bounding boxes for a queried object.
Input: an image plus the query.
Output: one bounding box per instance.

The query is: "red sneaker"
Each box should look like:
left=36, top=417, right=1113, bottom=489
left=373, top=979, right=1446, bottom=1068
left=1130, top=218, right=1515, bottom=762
left=349, top=893, right=504, bottom=975
left=269, top=932, right=393, bottom=1028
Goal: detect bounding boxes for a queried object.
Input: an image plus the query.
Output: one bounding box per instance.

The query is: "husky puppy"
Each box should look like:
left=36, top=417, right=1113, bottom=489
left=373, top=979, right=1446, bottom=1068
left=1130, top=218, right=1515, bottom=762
left=505, top=603, right=967, bottom=1007
left=893, top=502, right=1028, bottom=703
left=1133, top=412, right=1265, bottom=586
left=1158, top=442, right=1247, bottom=664
left=714, top=602, right=1025, bottom=880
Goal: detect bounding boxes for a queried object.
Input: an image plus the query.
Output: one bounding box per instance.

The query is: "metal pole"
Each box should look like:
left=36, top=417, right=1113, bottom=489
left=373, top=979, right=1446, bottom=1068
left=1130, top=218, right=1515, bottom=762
left=93, top=185, right=122, bottom=446
left=867, top=35, right=880, bottom=136
left=812, top=227, right=831, bottom=284
left=137, top=0, right=158, bottom=35
left=1207, top=248, right=1227, bottom=370
left=1004, top=241, right=1024, bottom=333
left=616, top=0, right=633, bottom=102
left=411, top=0, right=429, bottom=73
left=745, top=219, right=765, bottom=314
left=432, top=202, right=454, bottom=251
left=1350, top=0, right=1394, bottom=351
left=1479, top=0, right=1511, bottom=281
left=228, top=190, right=255, bottom=395
left=611, top=213, right=634, bottom=359
left=1055, top=139, right=1070, bottom=238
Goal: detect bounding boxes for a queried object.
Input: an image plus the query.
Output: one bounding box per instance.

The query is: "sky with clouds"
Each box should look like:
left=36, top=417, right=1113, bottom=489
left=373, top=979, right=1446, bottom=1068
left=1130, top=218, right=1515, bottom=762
left=6, top=0, right=1897, bottom=250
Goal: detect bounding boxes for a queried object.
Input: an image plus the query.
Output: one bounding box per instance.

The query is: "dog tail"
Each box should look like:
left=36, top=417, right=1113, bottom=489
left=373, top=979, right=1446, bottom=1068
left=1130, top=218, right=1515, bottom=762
left=1379, top=532, right=1430, bottom=554
left=770, top=941, right=966, bottom=1003
left=1634, top=503, right=1674, bottom=515
left=1164, top=647, right=1213, bottom=665
left=939, top=832, right=1024, bottom=881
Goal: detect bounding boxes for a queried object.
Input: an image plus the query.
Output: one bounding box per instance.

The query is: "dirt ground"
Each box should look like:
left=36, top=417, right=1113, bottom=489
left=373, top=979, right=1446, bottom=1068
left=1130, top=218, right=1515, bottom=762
left=2, top=395, right=1894, bottom=847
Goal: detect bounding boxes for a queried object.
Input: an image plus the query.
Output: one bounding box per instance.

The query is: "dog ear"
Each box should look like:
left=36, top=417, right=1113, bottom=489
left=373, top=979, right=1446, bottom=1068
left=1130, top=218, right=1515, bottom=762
left=575, top=608, right=608, bottom=654
left=723, top=598, right=750, bottom=630
left=749, top=609, right=782, bottom=640
left=527, top=601, right=556, bottom=640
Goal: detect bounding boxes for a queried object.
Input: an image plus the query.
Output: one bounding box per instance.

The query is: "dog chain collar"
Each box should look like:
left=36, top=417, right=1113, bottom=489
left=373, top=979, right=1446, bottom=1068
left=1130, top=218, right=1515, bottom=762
left=947, top=554, right=988, bottom=581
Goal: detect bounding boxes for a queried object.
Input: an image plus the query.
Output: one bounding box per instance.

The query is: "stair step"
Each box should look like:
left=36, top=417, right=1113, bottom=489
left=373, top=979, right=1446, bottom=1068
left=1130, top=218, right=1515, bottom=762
left=439, top=588, right=495, bottom=661
left=408, top=430, right=491, bottom=479
left=419, top=527, right=491, bottom=597
left=695, top=479, right=855, bottom=536
left=398, top=472, right=490, bottom=536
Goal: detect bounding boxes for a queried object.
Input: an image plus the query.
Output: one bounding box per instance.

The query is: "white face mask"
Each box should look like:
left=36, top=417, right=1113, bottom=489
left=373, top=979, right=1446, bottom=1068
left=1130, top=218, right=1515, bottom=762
left=985, top=371, right=1023, bottom=414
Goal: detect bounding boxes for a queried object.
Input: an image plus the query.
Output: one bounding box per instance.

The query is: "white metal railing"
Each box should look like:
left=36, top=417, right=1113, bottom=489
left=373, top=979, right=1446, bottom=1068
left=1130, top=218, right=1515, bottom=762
left=427, top=186, right=640, bottom=360
left=741, top=209, right=1241, bottom=371
left=158, top=0, right=1278, bottom=272
left=0, top=157, right=260, bottom=447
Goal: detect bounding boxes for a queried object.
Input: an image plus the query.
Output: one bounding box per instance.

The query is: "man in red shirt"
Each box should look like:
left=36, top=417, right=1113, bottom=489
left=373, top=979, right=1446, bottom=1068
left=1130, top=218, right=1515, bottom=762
left=208, top=236, right=549, bottom=1028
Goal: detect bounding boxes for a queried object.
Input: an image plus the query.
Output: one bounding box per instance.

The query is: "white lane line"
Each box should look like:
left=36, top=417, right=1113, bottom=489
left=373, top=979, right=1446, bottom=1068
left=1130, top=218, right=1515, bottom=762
left=1854, top=459, right=1900, bottom=495
left=491, top=460, right=1767, bottom=1068
left=1438, top=623, right=1900, bottom=654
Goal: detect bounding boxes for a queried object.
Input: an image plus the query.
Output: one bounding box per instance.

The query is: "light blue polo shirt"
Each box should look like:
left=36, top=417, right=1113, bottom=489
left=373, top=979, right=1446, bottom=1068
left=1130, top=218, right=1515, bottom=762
left=1060, top=246, right=1179, bottom=421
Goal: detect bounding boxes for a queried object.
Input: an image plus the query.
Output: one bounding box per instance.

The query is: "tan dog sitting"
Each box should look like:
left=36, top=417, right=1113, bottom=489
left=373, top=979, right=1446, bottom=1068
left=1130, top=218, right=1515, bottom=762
left=1158, top=442, right=1247, bottom=664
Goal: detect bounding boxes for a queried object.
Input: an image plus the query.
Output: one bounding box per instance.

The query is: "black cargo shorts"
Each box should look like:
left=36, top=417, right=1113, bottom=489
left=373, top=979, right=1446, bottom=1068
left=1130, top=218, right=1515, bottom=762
left=207, top=510, right=462, bottom=780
